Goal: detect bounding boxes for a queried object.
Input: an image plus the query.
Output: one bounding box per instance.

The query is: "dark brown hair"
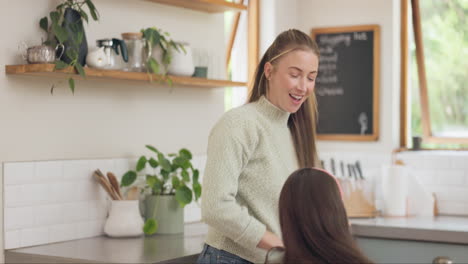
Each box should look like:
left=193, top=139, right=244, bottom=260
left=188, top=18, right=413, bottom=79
left=248, top=29, right=320, bottom=168
left=279, top=168, right=373, bottom=264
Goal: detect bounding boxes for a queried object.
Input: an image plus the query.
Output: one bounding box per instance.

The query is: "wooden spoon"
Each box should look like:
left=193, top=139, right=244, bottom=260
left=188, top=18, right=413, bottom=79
left=93, top=171, right=119, bottom=200
left=107, top=172, right=123, bottom=200
left=126, top=186, right=139, bottom=200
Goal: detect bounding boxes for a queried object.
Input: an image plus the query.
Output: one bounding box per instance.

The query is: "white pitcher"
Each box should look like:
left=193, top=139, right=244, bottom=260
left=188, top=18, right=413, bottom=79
left=104, top=200, right=144, bottom=237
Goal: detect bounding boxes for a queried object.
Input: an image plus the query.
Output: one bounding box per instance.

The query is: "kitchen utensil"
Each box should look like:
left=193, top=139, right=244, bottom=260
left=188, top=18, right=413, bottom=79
left=122, top=32, right=146, bottom=72
left=126, top=186, right=139, bottom=200
left=340, top=161, right=345, bottom=178
left=355, top=160, right=364, bottom=179
left=107, top=172, right=123, bottom=200
left=330, top=158, right=336, bottom=176
left=86, top=38, right=128, bottom=70
left=93, top=170, right=119, bottom=200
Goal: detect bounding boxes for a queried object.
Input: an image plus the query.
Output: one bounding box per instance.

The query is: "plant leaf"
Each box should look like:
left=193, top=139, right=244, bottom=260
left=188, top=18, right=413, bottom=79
left=148, top=57, right=159, bottom=74
left=175, top=185, right=192, bottom=208
left=136, top=156, right=147, bottom=172
left=54, top=60, right=69, bottom=70
left=193, top=181, right=201, bottom=200
left=179, top=149, right=192, bottom=160
left=79, top=10, right=89, bottom=23
left=148, top=157, right=159, bottom=168
left=74, top=63, right=85, bottom=78
left=143, top=218, right=158, bottom=235
left=160, top=170, right=169, bottom=181
left=158, top=153, right=172, bottom=172
left=39, top=17, right=48, bottom=33
left=192, top=169, right=199, bottom=182
left=181, top=170, right=189, bottom=182
left=68, top=78, right=75, bottom=94
left=85, top=0, right=99, bottom=21
left=53, top=24, right=68, bottom=44
left=172, top=176, right=181, bottom=190
left=121, top=170, right=137, bottom=187
left=145, top=145, right=159, bottom=154
left=146, top=175, right=157, bottom=188
left=50, top=11, right=60, bottom=24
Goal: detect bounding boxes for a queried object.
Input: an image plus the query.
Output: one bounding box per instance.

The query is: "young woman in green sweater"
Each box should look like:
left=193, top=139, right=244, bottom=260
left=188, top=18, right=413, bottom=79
left=197, top=29, right=320, bottom=264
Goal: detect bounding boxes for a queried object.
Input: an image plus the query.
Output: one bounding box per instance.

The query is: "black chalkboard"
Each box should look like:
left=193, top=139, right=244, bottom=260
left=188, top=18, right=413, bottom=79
left=311, top=25, right=380, bottom=141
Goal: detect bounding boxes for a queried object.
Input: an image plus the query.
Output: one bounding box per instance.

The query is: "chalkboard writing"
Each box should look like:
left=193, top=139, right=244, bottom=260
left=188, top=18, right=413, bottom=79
left=312, top=25, right=380, bottom=141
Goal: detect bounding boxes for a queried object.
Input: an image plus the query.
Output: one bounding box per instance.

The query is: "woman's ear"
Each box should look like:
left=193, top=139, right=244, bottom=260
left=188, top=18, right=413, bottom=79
left=264, top=62, right=273, bottom=80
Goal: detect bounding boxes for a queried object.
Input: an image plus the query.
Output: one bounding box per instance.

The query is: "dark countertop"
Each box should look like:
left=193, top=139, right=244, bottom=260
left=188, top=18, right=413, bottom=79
left=6, top=216, right=468, bottom=263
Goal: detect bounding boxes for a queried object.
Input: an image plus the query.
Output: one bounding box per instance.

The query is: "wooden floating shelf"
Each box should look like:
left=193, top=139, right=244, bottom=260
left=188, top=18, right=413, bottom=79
left=5, top=64, right=246, bottom=88
left=146, top=0, right=247, bottom=13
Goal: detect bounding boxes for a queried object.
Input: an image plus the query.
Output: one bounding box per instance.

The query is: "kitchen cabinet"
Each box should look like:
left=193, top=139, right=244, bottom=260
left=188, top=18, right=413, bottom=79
left=356, top=237, right=468, bottom=264
left=5, top=0, right=258, bottom=89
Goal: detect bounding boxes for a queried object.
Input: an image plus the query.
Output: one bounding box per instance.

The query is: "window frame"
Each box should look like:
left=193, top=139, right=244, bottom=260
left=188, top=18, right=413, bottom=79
left=400, top=0, right=468, bottom=149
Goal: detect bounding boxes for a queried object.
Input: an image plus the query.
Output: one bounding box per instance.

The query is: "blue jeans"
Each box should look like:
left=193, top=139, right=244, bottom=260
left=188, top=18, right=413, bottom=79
left=196, top=244, right=253, bottom=264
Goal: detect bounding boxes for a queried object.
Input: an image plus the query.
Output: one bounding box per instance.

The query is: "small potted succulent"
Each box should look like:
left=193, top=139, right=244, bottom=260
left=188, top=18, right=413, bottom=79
left=121, top=145, right=201, bottom=235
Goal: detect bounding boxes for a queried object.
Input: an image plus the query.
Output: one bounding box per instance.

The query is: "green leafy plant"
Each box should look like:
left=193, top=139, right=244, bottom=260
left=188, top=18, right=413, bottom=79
left=121, top=145, right=201, bottom=235
left=141, top=27, right=185, bottom=85
left=39, top=0, right=99, bottom=93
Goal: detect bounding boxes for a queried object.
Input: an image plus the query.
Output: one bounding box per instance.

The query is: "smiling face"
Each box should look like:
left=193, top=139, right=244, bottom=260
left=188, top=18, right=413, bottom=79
left=264, top=49, right=319, bottom=113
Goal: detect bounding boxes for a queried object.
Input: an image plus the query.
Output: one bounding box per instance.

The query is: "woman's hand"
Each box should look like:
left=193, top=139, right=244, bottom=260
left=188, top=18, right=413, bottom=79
left=257, top=230, right=284, bottom=250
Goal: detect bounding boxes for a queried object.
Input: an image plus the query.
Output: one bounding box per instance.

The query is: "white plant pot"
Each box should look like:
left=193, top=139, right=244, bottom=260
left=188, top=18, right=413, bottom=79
left=167, top=42, right=195, bottom=76
left=104, top=200, right=144, bottom=237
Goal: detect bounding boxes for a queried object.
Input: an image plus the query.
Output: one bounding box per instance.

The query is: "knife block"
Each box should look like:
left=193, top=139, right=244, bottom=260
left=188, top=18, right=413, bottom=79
left=338, top=178, right=377, bottom=218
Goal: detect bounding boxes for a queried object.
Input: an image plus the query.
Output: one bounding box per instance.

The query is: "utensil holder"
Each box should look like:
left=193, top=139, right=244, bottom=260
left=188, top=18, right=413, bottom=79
left=104, top=200, right=144, bottom=237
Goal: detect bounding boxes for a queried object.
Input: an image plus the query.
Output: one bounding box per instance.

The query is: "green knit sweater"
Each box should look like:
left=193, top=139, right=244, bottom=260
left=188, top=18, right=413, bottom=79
left=201, top=96, right=299, bottom=263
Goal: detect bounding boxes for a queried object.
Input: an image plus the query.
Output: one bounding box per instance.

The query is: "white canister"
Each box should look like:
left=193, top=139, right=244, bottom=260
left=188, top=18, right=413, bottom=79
left=104, top=200, right=144, bottom=237
left=167, top=42, right=195, bottom=76
left=381, top=165, right=408, bottom=217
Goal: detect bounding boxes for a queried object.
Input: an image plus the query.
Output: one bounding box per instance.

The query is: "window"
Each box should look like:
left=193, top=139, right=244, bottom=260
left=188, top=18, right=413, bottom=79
left=402, top=0, right=468, bottom=149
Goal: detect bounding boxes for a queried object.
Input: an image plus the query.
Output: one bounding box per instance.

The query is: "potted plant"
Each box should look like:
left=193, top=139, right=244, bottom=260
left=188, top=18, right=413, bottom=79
left=39, top=0, right=99, bottom=93
left=121, top=145, right=202, bottom=235
left=141, top=27, right=185, bottom=84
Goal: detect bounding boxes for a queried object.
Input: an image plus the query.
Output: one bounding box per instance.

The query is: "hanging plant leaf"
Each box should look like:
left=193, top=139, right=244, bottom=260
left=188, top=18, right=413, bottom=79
left=121, top=170, right=137, bottom=187
left=192, top=169, right=199, bottom=182
left=179, top=149, right=192, bottom=160
left=68, top=78, right=75, bottom=93
left=148, top=157, right=159, bottom=168
left=75, top=63, right=85, bottom=78
left=143, top=219, right=158, bottom=235
left=175, top=185, right=192, bottom=207
left=54, top=60, right=69, bottom=70
left=39, top=17, right=48, bottom=33
left=181, top=170, right=189, bottom=182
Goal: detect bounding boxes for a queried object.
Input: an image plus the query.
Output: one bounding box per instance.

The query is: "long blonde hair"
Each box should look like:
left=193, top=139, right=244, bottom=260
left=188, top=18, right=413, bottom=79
left=248, top=29, right=320, bottom=168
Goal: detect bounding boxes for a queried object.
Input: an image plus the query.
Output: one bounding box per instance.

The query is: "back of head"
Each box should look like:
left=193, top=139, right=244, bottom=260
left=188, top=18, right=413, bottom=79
left=279, top=168, right=373, bottom=264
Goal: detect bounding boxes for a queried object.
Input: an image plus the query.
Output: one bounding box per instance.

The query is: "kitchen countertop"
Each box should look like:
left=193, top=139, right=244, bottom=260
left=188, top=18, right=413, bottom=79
left=6, top=216, right=468, bottom=263
left=350, top=216, right=468, bottom=244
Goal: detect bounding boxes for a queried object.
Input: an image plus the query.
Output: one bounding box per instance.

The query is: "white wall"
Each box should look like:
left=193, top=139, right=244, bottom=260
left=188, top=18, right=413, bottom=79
left=1, top=0, right=226, bottom=260
left=298, top=0, right=401, bottom=154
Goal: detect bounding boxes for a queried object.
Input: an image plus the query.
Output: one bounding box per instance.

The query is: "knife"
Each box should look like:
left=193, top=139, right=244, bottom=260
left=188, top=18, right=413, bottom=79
left=355, top=160, right=365, bottom=180
left=331, top=158, right=336, bottom=176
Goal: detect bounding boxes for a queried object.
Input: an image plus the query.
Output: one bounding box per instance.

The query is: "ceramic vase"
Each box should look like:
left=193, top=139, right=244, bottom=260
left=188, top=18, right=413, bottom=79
left=104, top=200, right=144, bottom=237
left=167, top=42, right=195, bottom=76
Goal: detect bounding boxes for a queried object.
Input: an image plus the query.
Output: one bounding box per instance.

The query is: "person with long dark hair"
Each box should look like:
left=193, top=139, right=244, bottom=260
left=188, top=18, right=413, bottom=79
left=269, top=168, right=373, bottom=264
left=197, top=29, right=321, bottom=264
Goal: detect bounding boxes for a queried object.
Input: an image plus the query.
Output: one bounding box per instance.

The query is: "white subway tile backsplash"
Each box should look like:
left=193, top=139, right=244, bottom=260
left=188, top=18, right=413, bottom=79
left=90, top=159, right=115, bottom=177
left=88, top=200, right=109, bottom=220
left=437, top=201, right=468, bottom=216
left=62, top=202, right=90, bottom=223
left=35, top=161, right=63, bottom=183
left=435, top=169, right=465, bottom=185
left=48, top=223, right=77, bottom=244
left=5, top=207, right=35, bottom=230
left=4, top=162, right=34, bottom=186
left=63, top=160, right=91, bottom=181
left=23, top=184, right=50, bottom=206
left=20, top=227, right=49, bottom=248
left=113, top=158, right=131, bottom=178
left=34, top=205, right=63, bottom=227
left=75, top=220, right=106, bottom=239
left=4, top=185, right=26, bottom=208
left=5, top=230, right=21, bottom=249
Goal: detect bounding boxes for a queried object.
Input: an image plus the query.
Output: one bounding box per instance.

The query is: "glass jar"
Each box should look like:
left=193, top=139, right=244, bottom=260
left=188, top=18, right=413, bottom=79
left=121, top=32, right=146, bottom=72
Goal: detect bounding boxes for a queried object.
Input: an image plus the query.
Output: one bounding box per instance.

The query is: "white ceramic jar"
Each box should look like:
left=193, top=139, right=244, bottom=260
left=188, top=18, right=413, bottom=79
left=167, top=42, right=195, bottom=76
left=104, top=200, right=144, bottom=237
